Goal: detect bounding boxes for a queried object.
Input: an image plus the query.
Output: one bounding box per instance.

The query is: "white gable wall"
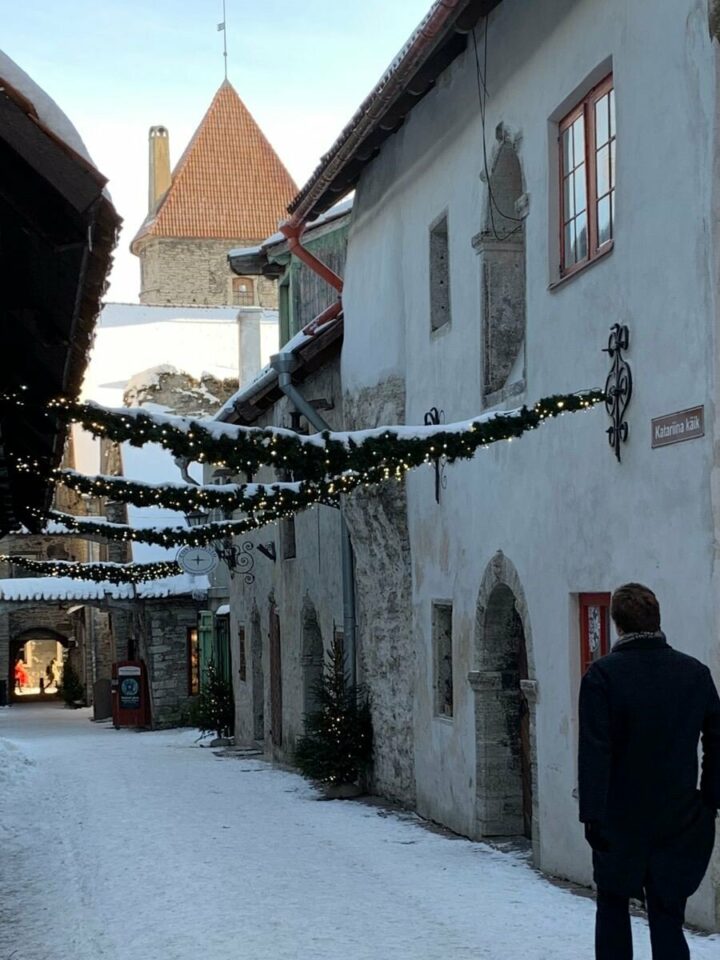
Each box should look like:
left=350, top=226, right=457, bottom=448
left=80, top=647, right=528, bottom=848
left=342, top=0, right=719, bottom=929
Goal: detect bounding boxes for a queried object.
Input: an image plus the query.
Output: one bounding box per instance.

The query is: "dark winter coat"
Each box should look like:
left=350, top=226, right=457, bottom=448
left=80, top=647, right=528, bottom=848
left=578, top=633, right=720, bottom=900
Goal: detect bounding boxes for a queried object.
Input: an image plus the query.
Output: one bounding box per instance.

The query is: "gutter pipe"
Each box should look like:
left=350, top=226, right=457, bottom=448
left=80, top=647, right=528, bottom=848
left=271, top=351, right=357, bottom=687
left=279, top=221, right=344, bottom=293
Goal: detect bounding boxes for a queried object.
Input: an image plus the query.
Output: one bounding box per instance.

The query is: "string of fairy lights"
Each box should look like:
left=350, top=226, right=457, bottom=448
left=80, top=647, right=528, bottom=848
left=0, top=555, right=181, bottom=584
left=0, top=389, right=605, bottom=582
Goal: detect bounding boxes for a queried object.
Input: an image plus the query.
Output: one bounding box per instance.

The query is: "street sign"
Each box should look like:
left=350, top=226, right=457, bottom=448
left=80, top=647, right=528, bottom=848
left=651, top=406, right=704, bottom=449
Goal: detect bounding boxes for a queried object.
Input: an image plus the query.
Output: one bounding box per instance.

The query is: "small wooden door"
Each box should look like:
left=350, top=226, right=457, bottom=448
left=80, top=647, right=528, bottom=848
left=269, top=605, right=282, bottom=747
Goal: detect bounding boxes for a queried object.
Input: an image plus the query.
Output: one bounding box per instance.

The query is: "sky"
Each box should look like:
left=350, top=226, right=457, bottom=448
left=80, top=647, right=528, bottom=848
left=2, top=0, right=431, bottom=302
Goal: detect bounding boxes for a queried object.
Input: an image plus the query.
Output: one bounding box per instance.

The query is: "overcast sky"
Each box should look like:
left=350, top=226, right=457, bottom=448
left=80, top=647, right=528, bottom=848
left=3, top=0, right=430, bottom=301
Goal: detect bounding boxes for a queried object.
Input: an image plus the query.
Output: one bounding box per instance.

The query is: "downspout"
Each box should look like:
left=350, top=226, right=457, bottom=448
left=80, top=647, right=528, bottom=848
left=279, top=221, right=344, bottom=293
left=271, top=351, right=357, bottom=687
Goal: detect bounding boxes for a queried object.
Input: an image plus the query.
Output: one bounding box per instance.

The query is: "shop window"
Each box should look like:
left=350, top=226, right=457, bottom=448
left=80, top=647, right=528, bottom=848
left=187, top=627, right=199, bottom=695
left=432, top=602, right=453, bottom=717
left=579, top=593, right=611, bottom=674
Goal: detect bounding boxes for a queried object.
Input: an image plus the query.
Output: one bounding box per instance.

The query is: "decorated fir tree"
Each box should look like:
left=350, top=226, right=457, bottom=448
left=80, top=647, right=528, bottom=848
left=58, top=661, right=85, bottom=708
left=295, top=637, right=373, bottom=786
left=190, top=661, right=235, bottom=739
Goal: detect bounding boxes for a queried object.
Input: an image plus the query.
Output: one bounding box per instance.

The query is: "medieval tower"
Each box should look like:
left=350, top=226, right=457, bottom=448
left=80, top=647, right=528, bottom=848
left=130, top=80, right=297, bottom=307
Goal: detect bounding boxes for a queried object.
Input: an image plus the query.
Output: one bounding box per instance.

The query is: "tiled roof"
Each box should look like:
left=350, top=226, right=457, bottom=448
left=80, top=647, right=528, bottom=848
left=132, top=81, right=297, bottom=250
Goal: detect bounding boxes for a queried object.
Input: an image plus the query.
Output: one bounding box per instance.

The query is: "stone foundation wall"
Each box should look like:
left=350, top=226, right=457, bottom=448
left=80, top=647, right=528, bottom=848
left=138, top=237, right=278, bottom=309
left=343, top=377, right=416, bottom=806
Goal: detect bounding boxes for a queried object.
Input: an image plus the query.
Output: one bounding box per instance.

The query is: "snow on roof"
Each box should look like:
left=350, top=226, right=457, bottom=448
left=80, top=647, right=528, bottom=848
left=228, top=197, right=354, bottom=260
left=0, top=50, right=97, bottom=171
left=214, top=316, right=340, bottom=422
left=0, top=574, right=208, bottom=603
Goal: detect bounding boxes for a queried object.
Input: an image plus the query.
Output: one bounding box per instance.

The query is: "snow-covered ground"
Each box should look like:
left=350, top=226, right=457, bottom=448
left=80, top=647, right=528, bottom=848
left=0, top=706, right=717, bottom=960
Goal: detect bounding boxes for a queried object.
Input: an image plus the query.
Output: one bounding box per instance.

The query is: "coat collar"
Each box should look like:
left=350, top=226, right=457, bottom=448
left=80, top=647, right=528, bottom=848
left=612, top=630, right=668, bottom=653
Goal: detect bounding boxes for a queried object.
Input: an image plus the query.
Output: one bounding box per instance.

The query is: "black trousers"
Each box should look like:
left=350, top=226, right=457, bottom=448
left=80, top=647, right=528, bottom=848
left=596, top=883, right=689, bottom=960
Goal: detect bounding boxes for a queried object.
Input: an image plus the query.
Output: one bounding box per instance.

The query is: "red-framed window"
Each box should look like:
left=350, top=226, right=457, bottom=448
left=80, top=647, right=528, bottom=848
left=559, top=75, right=615, bottom=277
left=579, top=593, right=611, bottom=674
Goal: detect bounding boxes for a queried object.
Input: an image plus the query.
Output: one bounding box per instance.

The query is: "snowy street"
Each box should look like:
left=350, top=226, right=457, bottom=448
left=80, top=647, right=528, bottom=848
left=0, top=706, right=716, bottom=960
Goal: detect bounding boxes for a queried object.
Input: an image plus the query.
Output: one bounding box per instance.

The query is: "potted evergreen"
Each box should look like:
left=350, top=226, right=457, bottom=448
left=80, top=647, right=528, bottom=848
left=58, top=661, right=85, bottom=708
left=295, top=636, right=373, bottom=798
left=190, top=661, right=235, bottom=744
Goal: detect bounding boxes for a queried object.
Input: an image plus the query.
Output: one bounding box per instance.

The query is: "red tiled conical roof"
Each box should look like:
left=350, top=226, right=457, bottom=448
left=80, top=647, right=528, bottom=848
left=131, top=81, right=297, bottom=251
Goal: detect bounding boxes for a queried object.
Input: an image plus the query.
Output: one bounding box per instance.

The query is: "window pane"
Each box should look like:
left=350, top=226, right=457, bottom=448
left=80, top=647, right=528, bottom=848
left=562, top=127, right=573, bottom=173
left=575, top=212, right=588, bottom=261
left=574, top=164, right=587, bottom=215
left=563, top=175, right=575, bottom=221
left=564, top=220, right=576, bottom=268
left=609, top=88, right=616, bottom=137
left=610, top=138, right=616, bottom=190
left=596, top=144, right=610, bottom=197
left=572, top=117, right=585, bottom=169
left=595, top=94, right=609, bottom=147
left=598, top=196, right=612, bottom=246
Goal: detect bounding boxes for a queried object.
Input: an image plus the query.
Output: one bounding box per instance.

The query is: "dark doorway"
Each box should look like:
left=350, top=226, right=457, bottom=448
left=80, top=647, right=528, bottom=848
left=269, top=604, right=282, bottom=747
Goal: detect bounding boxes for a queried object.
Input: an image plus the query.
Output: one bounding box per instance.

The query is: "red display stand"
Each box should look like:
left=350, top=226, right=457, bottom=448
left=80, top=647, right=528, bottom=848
left=111, top=661, right=150, bottom=728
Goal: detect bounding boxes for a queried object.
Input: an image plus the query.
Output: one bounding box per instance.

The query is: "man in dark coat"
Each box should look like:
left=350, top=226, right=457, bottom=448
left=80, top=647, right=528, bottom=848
left=579, top=583, right=720, bottom=960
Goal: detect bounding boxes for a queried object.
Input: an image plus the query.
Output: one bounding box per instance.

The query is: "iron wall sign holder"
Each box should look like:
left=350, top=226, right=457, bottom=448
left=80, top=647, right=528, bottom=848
left=603, top=323, right=632, bottom=462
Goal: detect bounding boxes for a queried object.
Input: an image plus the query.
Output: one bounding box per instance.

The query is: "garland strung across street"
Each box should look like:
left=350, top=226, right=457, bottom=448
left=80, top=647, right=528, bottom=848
left=2, top=389, right=605, bottom=580
left=40, top=390, right=605, bottom=479
left=0, top=555, right=181, bottom=584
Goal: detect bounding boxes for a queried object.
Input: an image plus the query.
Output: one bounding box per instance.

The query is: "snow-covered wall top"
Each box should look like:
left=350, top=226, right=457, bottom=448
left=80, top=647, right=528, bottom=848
left=0, top=50, right=95, bottom=168
left=0, top=573, right=208, bottom=603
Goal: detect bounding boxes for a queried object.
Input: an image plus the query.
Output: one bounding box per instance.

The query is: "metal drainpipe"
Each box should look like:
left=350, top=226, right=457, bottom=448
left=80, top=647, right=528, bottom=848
left=271, top=351, right=357, bottom=686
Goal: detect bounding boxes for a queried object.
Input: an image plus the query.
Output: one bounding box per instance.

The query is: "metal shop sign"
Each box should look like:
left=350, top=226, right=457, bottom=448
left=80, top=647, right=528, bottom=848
left=651, top=406, right=705, bottom=449
left=118, top=665, right=141, bottom=710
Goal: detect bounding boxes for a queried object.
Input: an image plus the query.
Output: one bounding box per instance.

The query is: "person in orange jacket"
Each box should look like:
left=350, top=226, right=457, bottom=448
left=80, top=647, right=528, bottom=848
left=14, top=658, right=29, bottom=692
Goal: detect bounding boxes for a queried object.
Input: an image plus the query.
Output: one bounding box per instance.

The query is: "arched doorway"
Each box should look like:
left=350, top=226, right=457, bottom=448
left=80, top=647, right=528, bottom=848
left=301, top=603, right=324, bottom=724
left=9, top=628, right=69, bottom=702
left=470, top=552, right=538, bottom=850
left=250, top=606, right=264, bottom=742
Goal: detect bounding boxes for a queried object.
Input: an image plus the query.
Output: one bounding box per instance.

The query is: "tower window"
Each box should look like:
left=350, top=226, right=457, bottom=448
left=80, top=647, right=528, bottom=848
left=231, top=276, right=255, bottom=306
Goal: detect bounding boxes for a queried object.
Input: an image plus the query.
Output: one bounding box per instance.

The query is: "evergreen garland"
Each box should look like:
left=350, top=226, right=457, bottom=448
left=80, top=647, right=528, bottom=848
left=40, top=390, right=603, bottom=477
left=295, top=637, right=373, bottom=786
left=0, top=555, right=181, bottom=583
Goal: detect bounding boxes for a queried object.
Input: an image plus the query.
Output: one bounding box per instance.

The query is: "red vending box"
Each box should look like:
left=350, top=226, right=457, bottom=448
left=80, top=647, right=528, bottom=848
left=111, top=661, right=150, bottom=728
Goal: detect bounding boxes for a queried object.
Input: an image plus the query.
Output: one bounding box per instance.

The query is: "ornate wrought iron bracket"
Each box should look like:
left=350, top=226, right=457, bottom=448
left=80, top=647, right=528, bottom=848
left=215, top=539, right=255, bottom=585
left=257, top=542, right=276, bottom=563
left=423, top=406, right=447, bottom=503
left=603, top=324, right=632, bottom=462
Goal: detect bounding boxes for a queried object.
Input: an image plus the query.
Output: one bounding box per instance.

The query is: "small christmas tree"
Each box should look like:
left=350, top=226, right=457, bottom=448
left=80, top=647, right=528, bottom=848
left=295, top=637, right=373, bottom=786
left=190, top=661, right=235, bottom=739
left=58, top=661, right=85, bottom=708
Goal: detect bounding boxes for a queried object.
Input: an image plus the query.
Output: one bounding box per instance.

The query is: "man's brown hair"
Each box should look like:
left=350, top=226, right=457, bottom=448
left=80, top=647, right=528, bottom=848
left=610, top=583, right=661, bottom=634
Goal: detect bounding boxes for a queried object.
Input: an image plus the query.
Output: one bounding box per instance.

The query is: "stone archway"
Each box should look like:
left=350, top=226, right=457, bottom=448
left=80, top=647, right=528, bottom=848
left=469, top=551, right=539, bottom=858
left=9, top=627, right=69, bottom=702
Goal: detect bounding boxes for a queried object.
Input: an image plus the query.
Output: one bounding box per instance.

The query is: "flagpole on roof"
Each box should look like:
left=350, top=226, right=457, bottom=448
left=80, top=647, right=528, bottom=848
left=218, top=0, right=228, bottom=81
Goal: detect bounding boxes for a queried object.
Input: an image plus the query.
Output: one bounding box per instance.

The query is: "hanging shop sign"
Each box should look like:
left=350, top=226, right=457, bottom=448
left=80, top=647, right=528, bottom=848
left=651, top=405, right=705, bottom=449
left=177, top=545, right=219, bottom=576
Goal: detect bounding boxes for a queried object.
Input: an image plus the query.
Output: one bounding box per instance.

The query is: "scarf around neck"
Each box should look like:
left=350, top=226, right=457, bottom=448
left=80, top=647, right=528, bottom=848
left=612, top=630, right=666, bottom=652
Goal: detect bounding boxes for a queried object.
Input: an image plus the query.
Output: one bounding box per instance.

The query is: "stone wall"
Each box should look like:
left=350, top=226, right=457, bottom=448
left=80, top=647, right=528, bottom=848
left=342, top=378, right=416, bottom=806
left=143, top=599, right=199, bottom=728
left=123, top=368, right=238, bottom=418
left=137, top=237, right=278, bottom=309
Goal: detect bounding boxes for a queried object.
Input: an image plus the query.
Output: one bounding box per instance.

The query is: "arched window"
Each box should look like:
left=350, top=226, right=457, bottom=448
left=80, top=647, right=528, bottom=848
left=231, top=276, right=255, bottom=306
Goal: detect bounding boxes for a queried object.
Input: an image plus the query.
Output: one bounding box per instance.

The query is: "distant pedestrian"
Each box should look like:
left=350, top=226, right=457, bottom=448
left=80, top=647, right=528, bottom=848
left=13, top=658, right=28, bottom=692
left=579, top=583, right=720, bottom=960
left=46, top=657, right=59, bottom=690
